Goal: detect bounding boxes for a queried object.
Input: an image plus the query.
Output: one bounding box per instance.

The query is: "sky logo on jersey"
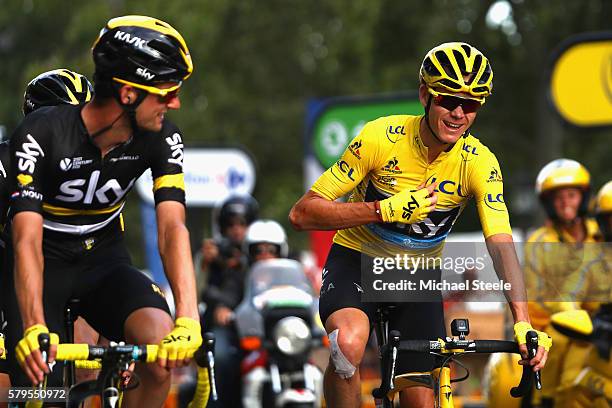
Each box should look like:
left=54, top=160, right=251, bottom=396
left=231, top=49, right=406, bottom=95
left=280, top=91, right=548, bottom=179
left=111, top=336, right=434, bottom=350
left=56, top=170, right=136, bottom=205
left=348, top=140, right=362, bottom=159
left=487, top=168, right=503, bottom=183
left=114, top=30, right=146, bottom=48
left=16, top=134, right=44, bottom=173
left=485, top=193, right=506, bottom=211
left=166, top=133, right=184, bottom=167
left=382, top=157, right=401, bottom=174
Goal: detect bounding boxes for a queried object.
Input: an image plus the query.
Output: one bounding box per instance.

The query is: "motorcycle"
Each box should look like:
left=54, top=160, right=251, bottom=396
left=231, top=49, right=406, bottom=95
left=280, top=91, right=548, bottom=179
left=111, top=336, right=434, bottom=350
left=234, top=258, right=324, bottom=408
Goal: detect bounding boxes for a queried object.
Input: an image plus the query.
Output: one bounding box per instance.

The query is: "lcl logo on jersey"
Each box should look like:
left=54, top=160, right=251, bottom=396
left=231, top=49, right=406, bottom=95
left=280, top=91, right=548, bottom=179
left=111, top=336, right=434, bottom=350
left=16, top=134, right=44, bottom=173
left=166, top=133, right=184, bottom=167
left=56, top=170, right=136, bottom=205
left=485, top=193, right=505, bottom=212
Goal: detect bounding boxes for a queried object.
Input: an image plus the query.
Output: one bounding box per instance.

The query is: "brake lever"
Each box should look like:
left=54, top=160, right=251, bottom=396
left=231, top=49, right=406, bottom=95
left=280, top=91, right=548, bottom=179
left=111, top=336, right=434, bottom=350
left=510, top=330, right=540, bottom=397
left=527, top=331, right=542, bottom=390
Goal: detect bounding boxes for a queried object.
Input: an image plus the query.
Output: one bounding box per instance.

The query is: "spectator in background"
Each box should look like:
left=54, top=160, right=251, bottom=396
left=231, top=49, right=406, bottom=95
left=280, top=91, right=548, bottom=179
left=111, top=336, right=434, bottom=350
left=197, top=195, right=258, bottom=328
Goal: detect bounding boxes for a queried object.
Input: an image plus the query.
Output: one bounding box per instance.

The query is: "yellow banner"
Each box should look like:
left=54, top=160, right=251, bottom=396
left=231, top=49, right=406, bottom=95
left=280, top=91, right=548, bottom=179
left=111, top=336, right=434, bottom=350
left=550, top=35, right=612, bottom=127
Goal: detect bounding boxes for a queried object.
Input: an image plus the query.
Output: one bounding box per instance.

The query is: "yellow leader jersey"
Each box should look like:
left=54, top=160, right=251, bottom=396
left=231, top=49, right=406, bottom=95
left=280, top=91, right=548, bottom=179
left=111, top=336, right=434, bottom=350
left=311, top=114, right=512, bottom=258
left=524, top=219, right=602, bottom=328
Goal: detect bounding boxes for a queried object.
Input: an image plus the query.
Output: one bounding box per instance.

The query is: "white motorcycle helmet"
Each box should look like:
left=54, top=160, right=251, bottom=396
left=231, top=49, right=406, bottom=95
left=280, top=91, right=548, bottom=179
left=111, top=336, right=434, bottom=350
left=244, top=219, right=289, bottom=259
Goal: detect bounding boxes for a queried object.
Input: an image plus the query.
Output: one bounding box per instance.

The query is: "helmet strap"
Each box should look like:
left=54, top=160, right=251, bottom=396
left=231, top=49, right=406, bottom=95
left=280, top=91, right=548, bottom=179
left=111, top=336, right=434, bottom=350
left=89, top=110, right=126, bottom=139
left=424, top=95, right=444, bottom=145
left=115, top=89, right=148, bottom=134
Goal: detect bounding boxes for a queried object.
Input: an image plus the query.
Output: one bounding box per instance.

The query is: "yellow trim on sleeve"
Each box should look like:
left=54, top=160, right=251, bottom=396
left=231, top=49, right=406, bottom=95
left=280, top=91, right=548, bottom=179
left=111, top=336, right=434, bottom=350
left=153, top=173, right=185, bottom=192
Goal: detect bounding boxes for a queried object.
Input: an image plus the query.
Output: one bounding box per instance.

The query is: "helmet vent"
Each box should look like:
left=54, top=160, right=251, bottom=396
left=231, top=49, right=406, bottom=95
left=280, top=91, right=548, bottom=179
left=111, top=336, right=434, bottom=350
left=460, top=43, right=471, bottom=57
left=438, top=79, right=462, bottom=90
left=452, top=50, right=467, bottom=74
left=435, top=50, right=458, bottom=80
left=422, top=57, right=441, bottom=77
left=478, top=63, right=492, bottom=85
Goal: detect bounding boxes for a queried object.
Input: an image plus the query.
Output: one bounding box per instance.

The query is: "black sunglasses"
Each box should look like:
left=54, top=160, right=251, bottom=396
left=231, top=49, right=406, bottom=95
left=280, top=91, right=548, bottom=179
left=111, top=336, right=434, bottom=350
left=433, top=94, right=482, bottom=114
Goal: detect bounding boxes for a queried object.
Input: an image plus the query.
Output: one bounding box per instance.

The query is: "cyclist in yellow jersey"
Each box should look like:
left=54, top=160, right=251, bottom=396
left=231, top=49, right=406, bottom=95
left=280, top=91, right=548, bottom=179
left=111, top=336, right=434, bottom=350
left=290, top=42, right=551, bottom=408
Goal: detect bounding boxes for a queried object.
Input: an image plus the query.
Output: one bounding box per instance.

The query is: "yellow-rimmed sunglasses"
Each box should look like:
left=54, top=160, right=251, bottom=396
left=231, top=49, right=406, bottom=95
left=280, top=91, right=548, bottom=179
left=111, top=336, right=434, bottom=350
left=113, top=78, right=182, bottom=102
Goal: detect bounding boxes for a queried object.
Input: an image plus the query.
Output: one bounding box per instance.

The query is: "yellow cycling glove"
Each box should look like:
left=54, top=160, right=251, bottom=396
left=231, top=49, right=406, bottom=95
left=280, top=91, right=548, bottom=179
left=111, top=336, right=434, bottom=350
left=513, top=321, right=552, bottom=352
left=0, top=332, right=6, bottom=360
left=378, top=186, right=434, bottom=224
left=159, top=317, right=203, bottom=362
left=15, top=324, right=59, bottom=364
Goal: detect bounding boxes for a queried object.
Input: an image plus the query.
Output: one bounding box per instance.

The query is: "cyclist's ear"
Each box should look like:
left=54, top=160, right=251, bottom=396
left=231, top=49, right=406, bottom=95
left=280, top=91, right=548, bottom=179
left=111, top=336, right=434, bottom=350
left=118, top=85, right=137, bottom=105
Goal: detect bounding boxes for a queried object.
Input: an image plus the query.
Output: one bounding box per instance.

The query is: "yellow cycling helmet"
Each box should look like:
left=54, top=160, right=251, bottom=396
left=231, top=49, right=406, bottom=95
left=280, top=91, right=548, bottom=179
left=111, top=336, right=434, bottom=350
left=535, top=159, right=591, bottom=219
left=595, top=181, right=612, bottom=215
left=535, top=159, right=590, bottom=195
left=595, top=181, right=612, bottom=241
left=420, top=42, right=493, bottom=103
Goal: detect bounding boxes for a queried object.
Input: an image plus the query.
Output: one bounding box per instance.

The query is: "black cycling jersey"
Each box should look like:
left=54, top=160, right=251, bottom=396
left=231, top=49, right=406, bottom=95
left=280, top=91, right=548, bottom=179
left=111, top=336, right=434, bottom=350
left=0, top=140, right=9, bottom=237
left=9, top=104, right=185, bottom=238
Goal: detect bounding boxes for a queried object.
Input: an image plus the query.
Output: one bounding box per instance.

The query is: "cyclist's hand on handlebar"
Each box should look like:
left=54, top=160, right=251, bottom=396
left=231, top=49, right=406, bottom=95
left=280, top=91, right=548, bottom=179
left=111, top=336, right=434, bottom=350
left=378, top=183, right=437, bottom=224
left=514, top=321, right=552, bottom=372
left=15, top=324, right=59, bottom=385
left=158, top=317, right=203, bottom=369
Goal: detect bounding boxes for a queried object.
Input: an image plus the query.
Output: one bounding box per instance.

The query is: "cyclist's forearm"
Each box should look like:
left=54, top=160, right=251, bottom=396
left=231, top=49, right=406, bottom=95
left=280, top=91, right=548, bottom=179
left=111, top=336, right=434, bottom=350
left=289, top=190, right=379, bottom=230
left=12, top=216, right=45, bottom=328
left=158, top=220, right=198, bottom=320
left=485, top=234, right=530, bottom=322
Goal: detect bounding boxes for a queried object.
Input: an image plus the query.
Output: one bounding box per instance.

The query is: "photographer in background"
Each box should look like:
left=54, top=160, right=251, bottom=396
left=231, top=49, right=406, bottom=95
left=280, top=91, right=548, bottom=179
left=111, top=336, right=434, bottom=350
left=197, top=195, right=258, bottom=407
left=198, top=195, right=259, bottom=327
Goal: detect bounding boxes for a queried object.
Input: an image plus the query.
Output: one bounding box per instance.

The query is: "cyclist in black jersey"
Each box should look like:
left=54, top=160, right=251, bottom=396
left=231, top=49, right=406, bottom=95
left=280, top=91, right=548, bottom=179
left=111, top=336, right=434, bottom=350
left=0, top=69, right=93, bottom=387
left=6, top=16, right=202, bottom=407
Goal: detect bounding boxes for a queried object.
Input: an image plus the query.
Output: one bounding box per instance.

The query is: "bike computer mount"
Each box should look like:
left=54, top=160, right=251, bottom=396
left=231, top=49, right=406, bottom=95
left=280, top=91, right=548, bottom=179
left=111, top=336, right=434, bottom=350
left=450, top=319, right=470, bottom=340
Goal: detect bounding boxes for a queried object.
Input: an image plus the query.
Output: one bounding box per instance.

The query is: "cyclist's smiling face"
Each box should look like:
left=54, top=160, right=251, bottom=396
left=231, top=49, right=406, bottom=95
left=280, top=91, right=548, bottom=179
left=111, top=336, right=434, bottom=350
left=419, top=84, right=479, bottom=145
left=136, top=83, right=181, bottom=131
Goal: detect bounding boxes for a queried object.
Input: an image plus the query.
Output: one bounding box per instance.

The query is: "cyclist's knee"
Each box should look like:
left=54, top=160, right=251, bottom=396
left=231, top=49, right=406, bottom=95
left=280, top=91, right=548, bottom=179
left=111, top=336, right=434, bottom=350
left=139, top=360, right=172, bottom=384
left=124, top=307, right=173, bottom=343
left=327, top=328, right=367, bottom=379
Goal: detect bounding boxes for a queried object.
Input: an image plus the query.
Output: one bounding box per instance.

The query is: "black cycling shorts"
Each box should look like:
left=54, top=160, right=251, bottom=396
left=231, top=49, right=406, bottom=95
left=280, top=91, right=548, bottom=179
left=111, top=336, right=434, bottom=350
left=4, top=234, right=170, bottom=387
left=319, top=243, right=446, bottom=373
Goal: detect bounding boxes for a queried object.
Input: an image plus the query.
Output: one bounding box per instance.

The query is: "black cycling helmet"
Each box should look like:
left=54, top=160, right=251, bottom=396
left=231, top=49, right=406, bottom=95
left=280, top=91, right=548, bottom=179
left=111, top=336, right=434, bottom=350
left=217, top=195, right=259, bottom=232
left=92, top=15, right=193, bottom=92
left=23, top=69, right=93, bottom=115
